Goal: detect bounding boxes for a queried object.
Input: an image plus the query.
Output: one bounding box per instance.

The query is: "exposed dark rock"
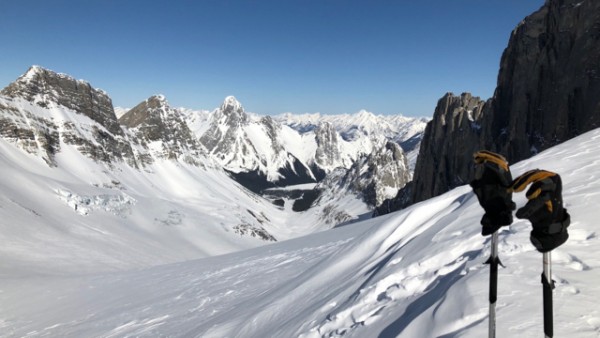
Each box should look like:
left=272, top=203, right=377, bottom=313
left=374, top=182, right=413, bottom=217
left=0, top=67, right=137, bottom=167
left=1, top=66, right=122, bottom=136
left=385, top=0, right=600, bottom=214
left=199, top=96, right=250, bottom=158
left=314, top=122, right=342, bottom=169
left=119, top=95, right=203, bottom=165
left=489, top=0, right=600, bottom=160
left=233, top=223, right=276, bottom=241
left=292, top=189, right=322, bottom=212
left=411, top=93, right=486, bottom=203
left=319, top=204, right=353, bottom=226
left=343, top=141, right=411, bottom=207
left=399, top=133, right=423, bottom=153
left=0, top=107, right=60, bottom=166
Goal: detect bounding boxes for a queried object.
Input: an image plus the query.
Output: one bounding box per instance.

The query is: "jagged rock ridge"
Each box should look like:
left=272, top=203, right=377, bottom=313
left=119, top=95, right=204, bottom=166
left=0, top=66, right=136, bottom=167
left=1, top=66, right=122, bottom=136
left=339, top=141, right=411, bottom=207
left=379, top=0, right=600, bottom=213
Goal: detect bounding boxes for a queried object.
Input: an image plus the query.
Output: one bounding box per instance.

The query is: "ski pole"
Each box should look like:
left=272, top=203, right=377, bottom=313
left=470, top=150, right=515, bottom=338
left=511, top=169, right=570, bottom=337
left=542, top=251, right=554, bottom=338
left=486, top=231, right=501, bottom=338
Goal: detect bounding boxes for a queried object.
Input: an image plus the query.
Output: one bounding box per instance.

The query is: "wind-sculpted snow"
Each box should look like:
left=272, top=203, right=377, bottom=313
left=2, top=128, right=600, bottom=337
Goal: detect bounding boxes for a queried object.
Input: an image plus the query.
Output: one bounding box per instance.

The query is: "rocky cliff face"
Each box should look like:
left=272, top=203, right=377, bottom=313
left=404, top=0, right=600, bottom=207
left=0, top=66, right=135, bottom=167
left=1, top=66, right=122, bottom=136
left=411, top=93, right=486, bottom=203
left=321, top=141, right=411, bottom=207
left=199, top=96, right=257, bottom=168
left=314, top=122, right=344, bottom=170
left=119, top=95, right=204, bottom=166
left=197, top=96, right=317, bottom=191
left=489, top=0, right=600, bottom=159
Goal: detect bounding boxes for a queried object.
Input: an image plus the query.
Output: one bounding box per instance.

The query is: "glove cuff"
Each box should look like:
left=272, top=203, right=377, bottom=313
left=529, top=210, right=571, bottom=252
left=480, top=211, right=513, bottom=236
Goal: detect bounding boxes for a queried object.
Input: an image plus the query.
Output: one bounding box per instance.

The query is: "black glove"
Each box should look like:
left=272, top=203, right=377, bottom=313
left=470, top=150, right=515, bottom=235
left=511, top=169, right=570, bottom=252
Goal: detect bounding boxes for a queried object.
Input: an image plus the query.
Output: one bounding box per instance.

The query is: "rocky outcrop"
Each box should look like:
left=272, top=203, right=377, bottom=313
left=314, top=122, right=343, bottom=170
left=1, top=66, right=123, bottom=136
left=411, top=93, right=486, bottom=203
left=0, top=67, right=136, bottom=167
left=323, top=141, right=411, bottom=207
left=199, top=96, right=257, bottom=167
left=401, top=0, right=600, bottom=209
left=489, top=0, right=600, bottom=160
left=0, top=99, right=60, bottom=166
left=119, top=95, right=203, bottom=165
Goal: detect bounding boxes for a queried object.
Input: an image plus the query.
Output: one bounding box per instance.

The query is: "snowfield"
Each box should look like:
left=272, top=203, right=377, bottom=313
left=2, top=128, right=600, bottom=337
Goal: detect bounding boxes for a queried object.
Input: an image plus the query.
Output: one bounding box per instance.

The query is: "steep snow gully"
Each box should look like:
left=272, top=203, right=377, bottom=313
left=2, top=128, right=600, bottom=337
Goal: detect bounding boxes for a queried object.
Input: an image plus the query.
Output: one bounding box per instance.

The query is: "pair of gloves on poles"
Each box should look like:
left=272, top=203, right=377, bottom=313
left=470, top=150, right=571, bottom=252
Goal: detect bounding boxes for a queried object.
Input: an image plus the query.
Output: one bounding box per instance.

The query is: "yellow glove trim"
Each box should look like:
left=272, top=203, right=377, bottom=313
left=510, top=169, right=556, bottom=193
left=545, top=200, right=553, bottom=213
left=473, top=150, right=509, bottom=171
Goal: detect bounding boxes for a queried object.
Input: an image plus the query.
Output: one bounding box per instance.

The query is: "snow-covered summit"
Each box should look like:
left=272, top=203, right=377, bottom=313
left=221, top=95, right=243, bottom=111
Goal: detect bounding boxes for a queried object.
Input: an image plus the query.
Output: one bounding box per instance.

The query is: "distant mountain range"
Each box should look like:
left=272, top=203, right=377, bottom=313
left=0, top=65, right=428, bottom=258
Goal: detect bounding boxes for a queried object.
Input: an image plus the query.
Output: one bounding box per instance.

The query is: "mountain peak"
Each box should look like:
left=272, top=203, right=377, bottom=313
left=1, top=66, right=121, bottom=136
left=221, top=96, right=243, bottom=112
left=12, top=66, right=99, bottom=93
left=150, top=94, right=166, bottom=101
left=147, top=94, right=168, bottom=107
left=120, top=94, right=173, bottom=128
left=22, top=65, right=46, bottom=80
left=354, top=109, right=377, bottom=122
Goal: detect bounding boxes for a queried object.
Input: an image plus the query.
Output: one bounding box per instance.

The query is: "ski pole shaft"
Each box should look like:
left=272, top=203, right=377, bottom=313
left=542, top=252, right=554, bottom=338
left=488, top=231, right=499, bottom=338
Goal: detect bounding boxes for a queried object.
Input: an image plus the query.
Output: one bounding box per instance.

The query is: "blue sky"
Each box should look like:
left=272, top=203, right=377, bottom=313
left=0, top=0, right=543, bottom=116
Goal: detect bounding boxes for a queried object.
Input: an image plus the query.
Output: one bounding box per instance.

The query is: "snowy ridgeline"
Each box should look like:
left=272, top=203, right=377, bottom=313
left=1, top=127, right=599, bottom=336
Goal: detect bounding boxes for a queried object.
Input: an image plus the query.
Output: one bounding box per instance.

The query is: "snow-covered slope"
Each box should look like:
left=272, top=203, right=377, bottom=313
left=0, top=134, right=294, bottom=274
left=2, top=127, right=598, bottom=337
